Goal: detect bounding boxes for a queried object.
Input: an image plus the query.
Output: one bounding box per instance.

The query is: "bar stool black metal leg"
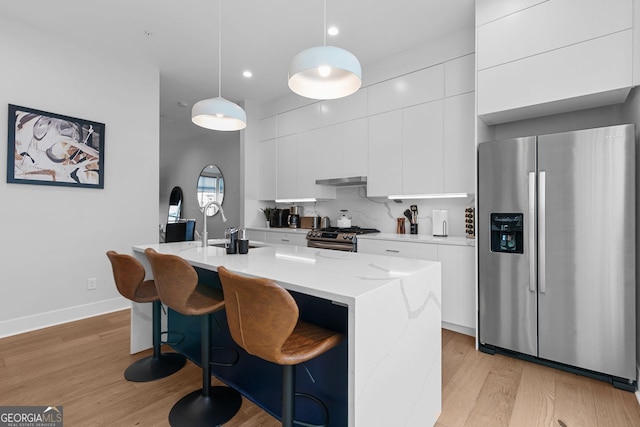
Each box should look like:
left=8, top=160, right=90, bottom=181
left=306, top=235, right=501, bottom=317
left=168, top=313, right=242, bottom=427
left=124, top=301, right=186, bottom=382
left=282, top=364, right=295, bottom=427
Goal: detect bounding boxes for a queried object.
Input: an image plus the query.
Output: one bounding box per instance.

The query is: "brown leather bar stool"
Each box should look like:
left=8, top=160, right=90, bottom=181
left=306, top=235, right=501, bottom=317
left=144, top=248, right=241, bottom=427
left=106, top=251, right=186, bottom=382
left=217, top=266, right=344, bottom=427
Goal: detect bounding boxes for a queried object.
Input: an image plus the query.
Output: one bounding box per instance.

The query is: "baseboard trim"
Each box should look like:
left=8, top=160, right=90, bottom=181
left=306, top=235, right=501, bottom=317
left=442, top=321, right=475, bottom=337
left=0, top=298, right=130, bottom=338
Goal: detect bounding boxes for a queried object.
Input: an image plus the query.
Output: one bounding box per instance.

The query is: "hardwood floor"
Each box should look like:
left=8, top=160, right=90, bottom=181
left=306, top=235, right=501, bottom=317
left=438, top=329, right=640, bottom=427
left=1, top=310, right=639, bottom=426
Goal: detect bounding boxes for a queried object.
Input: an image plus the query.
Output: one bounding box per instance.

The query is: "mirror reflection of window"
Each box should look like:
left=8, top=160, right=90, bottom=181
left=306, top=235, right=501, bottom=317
left=197, top=165, right=225, bottom=216
left=168, top=186, right=183, bottom=223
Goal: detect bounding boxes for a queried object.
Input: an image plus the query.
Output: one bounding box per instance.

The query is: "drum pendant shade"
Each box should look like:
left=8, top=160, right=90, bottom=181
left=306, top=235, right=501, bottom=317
left=288, top=46, right=362, bottom=100
left=192, top=97, right=247, bottom=131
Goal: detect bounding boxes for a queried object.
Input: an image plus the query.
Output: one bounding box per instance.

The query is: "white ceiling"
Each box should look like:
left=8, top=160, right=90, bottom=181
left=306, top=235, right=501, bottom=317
left=0, top=0, right=474, bottom=143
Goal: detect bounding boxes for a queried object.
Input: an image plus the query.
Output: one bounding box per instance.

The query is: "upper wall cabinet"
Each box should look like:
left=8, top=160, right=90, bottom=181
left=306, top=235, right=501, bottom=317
left=318, top=118, right=368, bottom=180
left=476, top=0, right=546, bottom=26
left=321, top=89, right=368, bottom=127
left=296, top=128, right=337, bottom=200
left=277, top=103, right=322, bottom=137
left=445, top=54, right=475, bottom=97
left=477, top=0, right=632, bottom=70
left=444, top=92, right=475, bottom=194
left=257, top=139, right=277, bottom=201
left=476, top=0, right=633, bottom=124
left=478, top=30, right=632, bottom=124
left=368, top=65, right=445, bottom=116
left=258, top=116, right=277, bottom=142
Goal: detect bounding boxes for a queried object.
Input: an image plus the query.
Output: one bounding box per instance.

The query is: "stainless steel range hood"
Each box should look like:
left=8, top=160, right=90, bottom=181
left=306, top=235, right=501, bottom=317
left=315, top=176, right=367, bottom=187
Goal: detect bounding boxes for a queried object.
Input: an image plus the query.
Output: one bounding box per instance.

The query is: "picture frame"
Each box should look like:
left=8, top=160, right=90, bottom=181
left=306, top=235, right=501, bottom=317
left=7, top=104, right=105, bottom=189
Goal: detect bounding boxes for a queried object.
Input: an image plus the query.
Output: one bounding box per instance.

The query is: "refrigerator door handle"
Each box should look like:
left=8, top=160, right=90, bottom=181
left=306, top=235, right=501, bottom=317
left=539, top=171, right=546, bottom=294
left=528, top=172, right=537, bottom=292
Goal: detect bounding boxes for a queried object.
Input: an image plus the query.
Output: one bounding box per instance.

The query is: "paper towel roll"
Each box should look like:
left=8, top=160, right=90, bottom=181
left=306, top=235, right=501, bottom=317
left=433, top=209, right=448, bottom=237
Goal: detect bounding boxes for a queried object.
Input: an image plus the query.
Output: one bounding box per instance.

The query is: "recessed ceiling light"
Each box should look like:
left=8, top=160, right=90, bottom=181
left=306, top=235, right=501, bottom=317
left=327, top=26, right=339, bottom=36
left=243, top=70, right=253, bottom=78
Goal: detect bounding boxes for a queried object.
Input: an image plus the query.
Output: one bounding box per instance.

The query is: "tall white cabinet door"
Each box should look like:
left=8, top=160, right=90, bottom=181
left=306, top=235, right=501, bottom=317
left=367, top=110, right=402, bottom=197
left=276, top=134, right=298, bottom=199
left=341, top=118, right=368, bottom=177
left=443, top=92, right=475, bottom=194
left=316, top=125, right=342, bottom=180
left=297, top=129, right=320, bottom=196
left=438, top=245, right=475, bottom=330
left=258, top=139, right=277, bottom=201
left=403, top=100, right=444, bottom=195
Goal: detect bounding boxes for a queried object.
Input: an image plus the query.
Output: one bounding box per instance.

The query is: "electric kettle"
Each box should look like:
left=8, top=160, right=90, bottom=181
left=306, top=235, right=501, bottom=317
left=337, top=210, right=351, bottom=228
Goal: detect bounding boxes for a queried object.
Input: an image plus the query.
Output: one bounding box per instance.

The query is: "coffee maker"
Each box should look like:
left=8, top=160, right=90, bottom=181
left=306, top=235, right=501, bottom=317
left=288, top=206, right=300, bottom=229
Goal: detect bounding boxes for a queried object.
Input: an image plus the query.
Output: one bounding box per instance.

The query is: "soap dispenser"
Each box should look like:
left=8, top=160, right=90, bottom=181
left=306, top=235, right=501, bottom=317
left=238, top=227, right=249, bottom=254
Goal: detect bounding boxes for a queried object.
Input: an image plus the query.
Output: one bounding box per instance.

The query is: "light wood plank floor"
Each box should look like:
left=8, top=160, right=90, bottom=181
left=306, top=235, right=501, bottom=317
left=1, top=310, right=639, bottom=426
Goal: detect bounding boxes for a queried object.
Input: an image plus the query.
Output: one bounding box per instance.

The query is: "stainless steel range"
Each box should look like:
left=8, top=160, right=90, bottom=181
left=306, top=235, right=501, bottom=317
left=306, top=227, right=380, bottom=252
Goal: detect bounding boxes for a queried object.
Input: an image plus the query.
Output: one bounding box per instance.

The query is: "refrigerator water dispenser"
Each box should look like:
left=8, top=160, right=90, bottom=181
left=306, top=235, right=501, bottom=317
left=490, top=213, right=523, bottom=254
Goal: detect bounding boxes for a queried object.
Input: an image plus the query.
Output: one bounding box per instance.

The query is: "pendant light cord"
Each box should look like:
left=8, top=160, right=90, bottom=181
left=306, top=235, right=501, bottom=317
left=218, top=0, right=222, bottom=98
left=323, top=0, right=327, bottom=46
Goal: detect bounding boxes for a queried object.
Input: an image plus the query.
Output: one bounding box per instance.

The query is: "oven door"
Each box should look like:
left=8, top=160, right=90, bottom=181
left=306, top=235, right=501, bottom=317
left=307, top=240, right=355, bottom=252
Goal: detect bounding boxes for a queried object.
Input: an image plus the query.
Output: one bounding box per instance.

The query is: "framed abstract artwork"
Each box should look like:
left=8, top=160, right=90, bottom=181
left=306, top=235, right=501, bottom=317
left=7, top=104, right=105, bottom=188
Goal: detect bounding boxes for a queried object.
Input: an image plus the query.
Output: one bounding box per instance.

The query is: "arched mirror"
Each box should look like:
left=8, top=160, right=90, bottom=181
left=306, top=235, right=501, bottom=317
left=167, top=186, right=183, bottom=223
left=197, top=164, right=225, bottom=216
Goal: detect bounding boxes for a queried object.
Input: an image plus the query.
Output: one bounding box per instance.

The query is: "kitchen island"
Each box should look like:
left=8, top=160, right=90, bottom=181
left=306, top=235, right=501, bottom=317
left=131, top=242, right=441, bottom=426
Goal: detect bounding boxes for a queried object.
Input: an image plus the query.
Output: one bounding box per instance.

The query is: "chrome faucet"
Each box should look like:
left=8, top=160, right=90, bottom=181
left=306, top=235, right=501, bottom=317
left=202, top=200, right=227, bottom=247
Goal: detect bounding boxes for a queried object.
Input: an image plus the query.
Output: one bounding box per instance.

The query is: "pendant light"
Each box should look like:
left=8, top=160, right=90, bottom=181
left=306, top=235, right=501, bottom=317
left=192, top=0, right=246, bottom=131
left=288, top=0, right=362, bottom=100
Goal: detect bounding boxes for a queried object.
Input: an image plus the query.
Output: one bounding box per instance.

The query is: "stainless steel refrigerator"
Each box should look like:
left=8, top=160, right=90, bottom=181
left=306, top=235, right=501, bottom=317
left=478, top=124, right=636, bottom=390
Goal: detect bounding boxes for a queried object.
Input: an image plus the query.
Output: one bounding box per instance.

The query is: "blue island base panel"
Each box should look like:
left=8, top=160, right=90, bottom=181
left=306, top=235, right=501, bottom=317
left=168, top=267, right=348, bottom=426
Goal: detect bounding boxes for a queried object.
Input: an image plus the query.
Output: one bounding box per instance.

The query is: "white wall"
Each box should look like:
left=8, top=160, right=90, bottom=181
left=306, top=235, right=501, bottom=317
left=0, top=20, right=160, bottom=337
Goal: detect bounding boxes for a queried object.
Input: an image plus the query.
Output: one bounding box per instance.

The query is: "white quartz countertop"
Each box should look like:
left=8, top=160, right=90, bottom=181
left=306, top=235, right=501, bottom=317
left=358, top=232, right=476, bottom=247
left=133, top=242, right=439, bottom=305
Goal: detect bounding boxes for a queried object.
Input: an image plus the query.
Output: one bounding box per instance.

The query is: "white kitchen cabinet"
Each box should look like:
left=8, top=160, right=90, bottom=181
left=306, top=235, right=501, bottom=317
left=277, top=103, right=322, bottom=137
left=368, top=64, right=444, bottom=116
left=478, top=30, right=633, bottom=124
left=264, top=231, right=308, bottom=247
left=258, top=139, right=277, bottom=201
left=367, top=110, right=403, bottom=197
left=443, top=92, right=475, bottom=194
left=476, top=0, right=633, bottom=124
left=358, top=238, right=476, bottom=335
left=476, top=0, right=546, bottom=27
left=437, top=245, right=475, bottom=332
left=444, top=54, right=475, bottom=98
left=297, top=128, right=336, bottom=200
left=276, top=134, right=298, bottom=200
left=258, top=116, right=277, bottom=141
left=369, top=100, right=446, bottom=197
left=477, top=0, right=632, bottom=71
left=321, top=89, right=368, bottom=127
left=319, top=118, right=368, bottom=180
left=403, top=100, right=444, bottom=195
left=341, top=118, right=369, bottom=178
left=357, top=239, right=437, bottom=260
